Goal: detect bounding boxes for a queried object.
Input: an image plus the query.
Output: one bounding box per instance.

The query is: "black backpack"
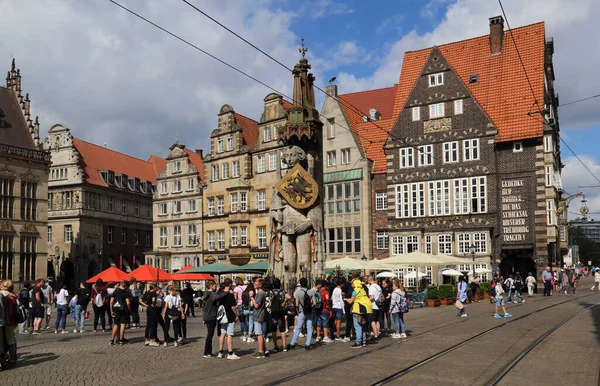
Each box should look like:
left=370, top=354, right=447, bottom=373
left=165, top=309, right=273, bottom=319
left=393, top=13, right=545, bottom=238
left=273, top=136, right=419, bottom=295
left=19, top=288, right=30, bottom=305
left=302, top=289, right=312, bottom=315
left=270, top=290, right=284, bottom=316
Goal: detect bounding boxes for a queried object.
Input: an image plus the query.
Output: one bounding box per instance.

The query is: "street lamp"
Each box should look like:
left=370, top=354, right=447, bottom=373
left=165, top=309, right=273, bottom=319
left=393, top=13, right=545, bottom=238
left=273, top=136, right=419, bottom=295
left=469, top=243, right=476, bottom=278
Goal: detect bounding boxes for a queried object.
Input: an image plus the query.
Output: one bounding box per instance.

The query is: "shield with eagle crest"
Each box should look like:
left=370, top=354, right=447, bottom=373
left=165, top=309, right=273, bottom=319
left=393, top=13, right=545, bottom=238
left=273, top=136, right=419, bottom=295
left=275, top=163, right=318, bottom=210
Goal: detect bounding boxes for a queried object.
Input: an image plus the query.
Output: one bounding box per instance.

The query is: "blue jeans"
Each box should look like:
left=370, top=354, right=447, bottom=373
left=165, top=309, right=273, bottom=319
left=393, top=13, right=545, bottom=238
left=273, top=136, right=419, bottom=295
left=54, top=304, right=67, bottom=330
left=75, top=304, right=86, bottom=330
left=243, top=309, right=254, bottom=335
left=238, top=305, right=248, bottom=334
left=291, top=312, right=313, bottom=347
left=507, top=289, right=513, bottom=302
left=353, top=315, right=367, bottom=345
left=392, top=312, right=405, bottom=333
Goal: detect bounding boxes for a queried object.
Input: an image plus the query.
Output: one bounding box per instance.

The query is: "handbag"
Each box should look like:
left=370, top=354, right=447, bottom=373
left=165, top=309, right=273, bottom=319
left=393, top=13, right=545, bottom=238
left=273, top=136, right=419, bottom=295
left=113, top=300, right=123, bottom=312
left=455, top=300, right=464, bottom=310
left=84, top=311, right=90, bottom=319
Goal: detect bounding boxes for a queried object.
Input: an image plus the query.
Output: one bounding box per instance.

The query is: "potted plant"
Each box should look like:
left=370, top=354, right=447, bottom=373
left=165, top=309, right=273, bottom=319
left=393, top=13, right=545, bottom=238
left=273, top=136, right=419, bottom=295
left=426, top=286, right=440, bottom=307
left=479, top=281, right=491, bottom=299
left=438, top=284, right=455, bottom=306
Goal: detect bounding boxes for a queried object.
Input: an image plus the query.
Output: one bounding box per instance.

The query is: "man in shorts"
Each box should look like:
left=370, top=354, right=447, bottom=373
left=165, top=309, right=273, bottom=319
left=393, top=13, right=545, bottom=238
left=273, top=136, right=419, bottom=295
left=41, top=281, right=54, bottom=330
left=31, top=279, right=46, bottom=334
left=110, top=280, right=131, bottom=345
left=368, top=276, right=382, bottom=340
left=266, top=278, right=288, bottom=352
left=250, top=278, right=267, bottom=358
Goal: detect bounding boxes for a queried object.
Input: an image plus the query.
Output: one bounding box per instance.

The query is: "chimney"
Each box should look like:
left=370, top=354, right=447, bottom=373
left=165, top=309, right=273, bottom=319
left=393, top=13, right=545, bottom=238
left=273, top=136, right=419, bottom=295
left=325, top=84, right=338, bottom=98
left=489, top=15, right=504, bottom=55
left=195, top=149, right=204, bottom=159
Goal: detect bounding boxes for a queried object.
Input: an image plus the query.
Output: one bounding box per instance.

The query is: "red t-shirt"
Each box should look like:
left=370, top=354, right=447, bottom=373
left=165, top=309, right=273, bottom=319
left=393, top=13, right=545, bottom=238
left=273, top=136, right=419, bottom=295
left=321, top=289, right=330, bottom=312
left=6, top=293, right=18, bottom=326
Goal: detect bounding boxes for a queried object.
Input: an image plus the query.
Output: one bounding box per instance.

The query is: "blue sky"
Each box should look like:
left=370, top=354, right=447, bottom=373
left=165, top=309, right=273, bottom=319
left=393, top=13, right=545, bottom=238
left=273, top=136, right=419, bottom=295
left=0, top=0, right=598, bottom=213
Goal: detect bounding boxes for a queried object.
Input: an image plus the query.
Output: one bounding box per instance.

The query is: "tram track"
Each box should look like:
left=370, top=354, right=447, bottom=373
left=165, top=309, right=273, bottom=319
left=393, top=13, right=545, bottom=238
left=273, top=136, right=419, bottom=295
left=263, top=293, right=596, bottom=385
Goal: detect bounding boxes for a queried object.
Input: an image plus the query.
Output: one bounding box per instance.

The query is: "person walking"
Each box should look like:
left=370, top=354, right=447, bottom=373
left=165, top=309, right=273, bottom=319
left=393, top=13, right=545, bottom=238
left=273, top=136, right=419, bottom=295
left=504, top=275, right=515, bottom=303
left=513, top=274, right=525, bottom=304
left=525, top=273, right=536, bottom=297
left=542, top=267, right=553, bottom=296
left=91, top=279, right=108, bottom=333
left=345, top=277, right=373, bottom=348
left=163, top=286, right=185, bottom=347
left=493, top=278, right=512, bottom=319
left=568, top=268, right=577, bottom=296
left=593, top=267, right=600, bottom=291
left=287, top=278, right=315, bottom=351
left=18, top=282, right=31, bottom=335
left=456, top=276, right=468, bottom=317
left=389, top=279, right=407, bottom=338
left=74, top=282, right=90, bottom=333
left=202, top=281, right=229, bottom=358
left=54, top=284, right=69, bottom=334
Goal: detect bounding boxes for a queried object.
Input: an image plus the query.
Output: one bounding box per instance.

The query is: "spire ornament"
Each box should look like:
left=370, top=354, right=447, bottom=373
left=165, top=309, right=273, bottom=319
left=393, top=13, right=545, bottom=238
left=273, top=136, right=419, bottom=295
left=298, top=37, right=308, bottom=58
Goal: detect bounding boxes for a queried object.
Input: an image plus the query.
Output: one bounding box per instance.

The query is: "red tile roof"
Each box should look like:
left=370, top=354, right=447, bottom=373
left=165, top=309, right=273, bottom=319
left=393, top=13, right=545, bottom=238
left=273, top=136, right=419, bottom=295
left=234, top=112, right=259, bottom=150
left=147, top=155, right=166, bottom=179
left=282, top=99, right=293, bottom=110
left=184, top=147, right=205, bottom=184
left=338, top=86, right=397, bottom=173
left=393, top=22, right=546, bottom=143
left=73, top=138, right=164, bottom=186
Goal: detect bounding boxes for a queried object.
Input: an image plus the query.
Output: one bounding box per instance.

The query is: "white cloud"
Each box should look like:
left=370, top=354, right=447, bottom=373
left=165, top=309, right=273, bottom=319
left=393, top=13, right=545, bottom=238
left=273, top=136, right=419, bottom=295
left=561, top=155, right=600, bottom=218
left=310, top=0, right=355, bottom=19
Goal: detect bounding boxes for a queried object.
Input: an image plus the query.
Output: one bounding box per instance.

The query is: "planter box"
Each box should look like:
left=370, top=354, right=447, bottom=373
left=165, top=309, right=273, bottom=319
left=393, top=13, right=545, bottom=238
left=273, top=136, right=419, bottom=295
left=426, top=299, right=441, bottom=307
left=483, top=293, right=489, bottom=299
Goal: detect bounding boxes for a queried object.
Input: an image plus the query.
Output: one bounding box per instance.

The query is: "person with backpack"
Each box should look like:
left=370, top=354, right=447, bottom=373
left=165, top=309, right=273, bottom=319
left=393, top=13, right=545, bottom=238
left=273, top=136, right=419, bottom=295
left=368, top=276, right=382, bottom=340
left=74, top=282, right=90, bottom=333
left=18, top=282, right=31, bottom=335
left=216, top=279, right=239, bottom=359
left=344, top=277, right=373, bottom=348
left=91, top=279, right=108, bottom=333
left=163, top=286, right=185, bottom=347
left=287, top=278, right=315, bottom=351
left=513, top=274, right=525, bottom=304
left=266, top=278, right=288, bottom=352
left=54, top=283, right=70, bottom=334
left=389, top=279, right=407, bottom=339
left=504, top=275, right=515, bottom=303
left=315, top=280, right=332, bottom=343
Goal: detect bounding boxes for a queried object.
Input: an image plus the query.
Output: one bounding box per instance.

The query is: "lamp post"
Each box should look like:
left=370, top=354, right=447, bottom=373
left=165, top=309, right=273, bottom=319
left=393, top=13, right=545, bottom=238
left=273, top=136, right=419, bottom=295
left=469, top=243, right=476, bottom=279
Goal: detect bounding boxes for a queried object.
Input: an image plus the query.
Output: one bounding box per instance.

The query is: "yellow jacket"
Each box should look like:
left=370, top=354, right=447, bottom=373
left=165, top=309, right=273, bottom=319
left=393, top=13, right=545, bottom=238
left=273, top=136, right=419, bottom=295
left=351, top=280, right=373, bottom=315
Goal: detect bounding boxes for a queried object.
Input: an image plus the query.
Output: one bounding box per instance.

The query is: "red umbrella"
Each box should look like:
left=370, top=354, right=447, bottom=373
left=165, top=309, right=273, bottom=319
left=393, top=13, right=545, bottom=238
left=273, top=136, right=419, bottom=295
left=178, top=265, right=195, bottom=273
left=128, top=264, right=172, bottom=282
left=173, top=272, right=216, bottom=281
left=86, top=267, right=129, bottom=284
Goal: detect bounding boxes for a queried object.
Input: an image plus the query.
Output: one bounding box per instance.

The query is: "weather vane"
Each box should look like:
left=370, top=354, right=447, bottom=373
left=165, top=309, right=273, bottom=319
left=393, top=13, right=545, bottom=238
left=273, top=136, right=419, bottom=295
left=299, top=37, right=308, bottom=58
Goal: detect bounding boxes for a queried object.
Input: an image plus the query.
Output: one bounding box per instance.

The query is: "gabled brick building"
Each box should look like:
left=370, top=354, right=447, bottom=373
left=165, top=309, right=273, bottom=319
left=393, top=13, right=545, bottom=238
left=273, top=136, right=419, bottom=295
left=385, top=16, right=560, bottom=281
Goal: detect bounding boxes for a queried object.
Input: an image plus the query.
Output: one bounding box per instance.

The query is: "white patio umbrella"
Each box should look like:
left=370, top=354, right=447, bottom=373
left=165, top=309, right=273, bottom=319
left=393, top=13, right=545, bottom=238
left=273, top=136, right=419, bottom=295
left=475, top=267, right=492, bottom=274
left=405, top=270, right=426, bottom=279
left=325, top=256, right=367, bottom=270
left=376, top=271, right=395, bottom=278
left=441, top=268, right=464, bottom=277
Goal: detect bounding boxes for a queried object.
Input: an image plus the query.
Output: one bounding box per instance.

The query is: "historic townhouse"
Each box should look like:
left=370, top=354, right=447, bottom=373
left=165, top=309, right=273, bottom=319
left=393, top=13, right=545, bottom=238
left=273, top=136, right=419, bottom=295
left=44, top=124, right=164, bottom=289
left=385, top=16, right=560, bottom=280
left=151, top=143, right=204, bottom=272
left=0, top=59, right=50, bottom=288
left=202, top=95, right=289, bottom=266
left=319, top=84, right=397, bottom=262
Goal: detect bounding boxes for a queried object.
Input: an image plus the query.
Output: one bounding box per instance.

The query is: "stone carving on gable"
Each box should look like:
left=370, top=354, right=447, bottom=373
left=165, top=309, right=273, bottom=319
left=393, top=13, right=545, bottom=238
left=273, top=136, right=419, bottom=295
left=21, top=222, right=38, bottom=234
left=0, top=166, right=16, bottom=178
left=0, top=220, right=15, bottom=232
left=456, top=217, right=492, bottom=227
left=424, top=117, right=452, bottom=133
left=167, top=146, right=187, bottom=159
left=19, top=170, right=39, bottom=181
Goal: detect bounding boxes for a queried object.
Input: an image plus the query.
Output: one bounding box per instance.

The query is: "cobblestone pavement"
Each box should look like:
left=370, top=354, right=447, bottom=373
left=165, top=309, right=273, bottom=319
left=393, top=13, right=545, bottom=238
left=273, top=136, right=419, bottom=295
left=4, top=278, right=600, bottom=386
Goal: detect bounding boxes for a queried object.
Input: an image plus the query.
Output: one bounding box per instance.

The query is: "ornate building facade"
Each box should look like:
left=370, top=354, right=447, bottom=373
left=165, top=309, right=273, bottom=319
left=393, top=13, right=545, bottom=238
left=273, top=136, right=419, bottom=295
left=44, top=124, right=164, bottom=290
left=150, top=143, right=204, bottom=272
left=0, top=59, right=50, bottom=288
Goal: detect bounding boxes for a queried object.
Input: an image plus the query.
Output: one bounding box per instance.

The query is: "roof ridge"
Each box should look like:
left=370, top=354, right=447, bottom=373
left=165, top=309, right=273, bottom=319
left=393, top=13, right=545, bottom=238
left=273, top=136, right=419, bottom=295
left=339, top=85, right=397, bottom=98
left=405, top=21, right=545, bottom=54
left=73, top=138, right=155, bottom=164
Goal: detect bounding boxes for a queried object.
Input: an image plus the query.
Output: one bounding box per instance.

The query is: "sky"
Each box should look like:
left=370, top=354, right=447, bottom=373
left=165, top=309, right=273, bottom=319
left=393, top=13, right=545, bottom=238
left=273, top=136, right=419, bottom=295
left=0, top=0, right=598, bottom=215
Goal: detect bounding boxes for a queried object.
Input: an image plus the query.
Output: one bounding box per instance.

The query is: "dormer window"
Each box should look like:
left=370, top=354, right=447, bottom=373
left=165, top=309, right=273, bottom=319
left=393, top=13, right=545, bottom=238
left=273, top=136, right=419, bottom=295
left=128, top=177, right=135, bottom=191
left=100, top=171, right=108, bottom=185
left=429, top=72, right=444, bottom=87
left=140, top=181, right=148, bottom=193
left=173, top=160, right=181, bottom=173
left=115, top=174, right=123, bottom=188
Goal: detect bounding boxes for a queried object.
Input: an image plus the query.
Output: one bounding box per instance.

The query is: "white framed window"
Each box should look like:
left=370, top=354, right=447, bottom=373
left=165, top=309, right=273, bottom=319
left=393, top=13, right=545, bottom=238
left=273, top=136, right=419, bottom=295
left=327, top=118, right=335, bottom=139
left=428, top=72, right=444, bottom=87
left=391, top=236, right=404, bottom=255
left=547, top=199, right=555, bottom=225
left=160, top=182, right=167, bottom=195
left=412, top=107, right=420, bottom=121
left=211, top=165, right=219, bottom=181
left=428, top=180, right=450, bottom=216
left=425, top=266, right=433, bottom=284
left=560, top=225, right=566, bottom=242
left=230, top=193, right=238, bottom=213
left=429, top=103, right=445, bottom=119
left=188, top=224, right=197, bottom=245
left=222, top=163, right=230, bottom=179
left=172, top=201, right=182, bottom=214
left=545, top=165, right=554, bottom=187
left=217, top=139, right=224, bottom=153
left=263, top=127, right=272, bottom=142
left=230, top=227, right=238, bottom=246
left=257, top=190, right=266, bottom=211
left=240, top=226, right=248, bottom=246
left=159, top=227, right=168, bottom=247
left=438, top=234, right=452, bottom=254
left=187, top=199, right=196, bottom=212
left=513, top=141, right=523, bottom=153
left=376, top=231, right=389, bottom=250
left=258, top=227, right=267, bottom=249
left=341, top=148, right=351, bottom=165
left=454, top=99, right=463, bottom=115
left=471, top=176, right=487, bottom=214
left=473, top=232, right=487, bottom=253
left=65, top=225, right=73, bottom=243
left=375, top=191, right=387, bottom=211
left=217, top=230, right=225, bottom=250
left=268, top=152, right=277, bottom=171
left=325, top=182, right=360, bottom=215
left=443, top=141, right=459, bottom=163
left=217, top=197, right=224, bottom=216
left=48, top=226, right=52, bottom=243
left=418, top=145, right=433, bottom=166
left=327, top=151, right=337, bottom=167
left=257, top=155, right=265, bottom=173
left=454, top=178, right=469, bottom=215
left=406, top=235, right=419, bottom=253
left=544, top=135, right=553, bottom=153
left=463, top=139, right=479, bottom=161
left=173, top=225, right=181, bottom=247
left=399, top=147, right=414, bottom=168
left=207, top=198, right=215, bottom=217
left=410, top=182, right=425, bottom=217
left=425, top=235, right=432, bottom=254
left=173, top=180, right=182, bottom=193
left=232, top=160, right=240, bottom=177
left=173, top=160, right=181, bottom=173
left=226, top=136, right=233, bottom=151
left=207, top=231, right=215, bottom=251
left=159, top=202, right=168, bottom=215
left=395, top=184, right=409, bottom=218
left=240, top=192, right=247, bottom=212
left=187, top=178, right=194, bottom=191
left=458, top=233, right=470, bottom=254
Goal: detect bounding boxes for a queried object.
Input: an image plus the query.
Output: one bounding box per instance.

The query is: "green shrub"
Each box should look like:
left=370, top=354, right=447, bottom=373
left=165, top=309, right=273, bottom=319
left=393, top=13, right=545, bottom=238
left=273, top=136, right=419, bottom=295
left=426, top=285, right=439, bottom=300
left=479, top=281, right=491, bottom=295
left=438, top=284, right=454, bottom=299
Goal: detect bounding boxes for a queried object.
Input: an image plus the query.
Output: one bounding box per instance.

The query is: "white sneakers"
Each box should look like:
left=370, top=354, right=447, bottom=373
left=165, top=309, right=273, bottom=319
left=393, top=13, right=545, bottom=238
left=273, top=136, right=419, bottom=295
left=400, top=333, right=407, bottom=338
left=246, top=337, right=256, bottom=343
left=148, top=341, right=160, bottom=347
left=217, top=352, right=224, bottom=358
left=391, top=334, right=401, bottom=339
left=342, top=337, right=351, bottom=342
left=322, top=337, right=333, bottom=343
left=73, top=329, right=78, bottom=333
left=242, top=336, right=247, bottom=342
left=227, top=353, right=241, bottom=360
